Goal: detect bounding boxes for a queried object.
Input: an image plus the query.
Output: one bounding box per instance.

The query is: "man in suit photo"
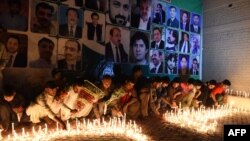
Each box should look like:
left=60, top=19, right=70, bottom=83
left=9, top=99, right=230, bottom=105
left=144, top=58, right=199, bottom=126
left=57, top=39, right=81, bottom=71
left=150, top=49, right=163, bottom=74
left=131, top=0, right=151, bottom=30
left=167, top=6, right=179, bottom=28
left=179, top=32, right=191, bottom=54
left=5, top=35, right=27, bottom=67
left=105, top=27, right=128, bottom=63
left=151, top=27, right=164, bottom=49
left=180, top=10, right=190, bottom=31
left=190, top=58, right=199, bottom=75
left=190, top=14, right=201, bottom=34
left=86, top=12, right=102, bottom=42
left=59, top=8, right=82, bottom=38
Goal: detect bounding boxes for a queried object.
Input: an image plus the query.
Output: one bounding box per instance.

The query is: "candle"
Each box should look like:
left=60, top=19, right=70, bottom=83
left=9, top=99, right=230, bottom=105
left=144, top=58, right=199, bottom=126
left=11, top=122, right=14, bottom=134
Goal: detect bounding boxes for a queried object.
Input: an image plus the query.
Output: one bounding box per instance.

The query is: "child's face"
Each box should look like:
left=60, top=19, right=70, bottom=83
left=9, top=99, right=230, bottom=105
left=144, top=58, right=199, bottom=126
left=4, top=94, right=15, bottom=102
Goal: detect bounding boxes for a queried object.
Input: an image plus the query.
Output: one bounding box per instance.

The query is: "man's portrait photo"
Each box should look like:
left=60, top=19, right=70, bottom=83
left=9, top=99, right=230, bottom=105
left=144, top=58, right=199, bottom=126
left=105, top=25, right=129, bottom=63
left=190, top=13, right=201, bottom=34
left=129, top=30, right=149, bottom=65
left=84, top=11, right=105, bottom=42
left=106, top=0, right=130, bottom=27
left=178, top=54, right=189, bottom=75
left=180, top=9, right=190, bottom=32
left=179, top=31, right=191, bottom=54
left=190, top=34, right=201, bottom=54
left=1, top=33, right=27, bottom=68
left=85, top=0, right=106, bottom=12
left=165, top=28, right=178, bottom=51
left=131, top=0, right=152, bottom=31
left=29, top=35, right=57, bottom=68
left=190, top=56, right=199, bottom=76
left=165, top=53, right=177, bottom=75
left=0, top=0, right=28, bottom=31
left=151, top=26, right=165, bottom=49
left=152, top=1, right=166, bottom=25
left=57, top=39, right=82, bottom=71
left=30, top=1, right=57, bottom=35
left=59, top=6, right=83, bottom=38
left=166, top=5, right=179, bottom=28
left=149, top=49, right=164, bottom=74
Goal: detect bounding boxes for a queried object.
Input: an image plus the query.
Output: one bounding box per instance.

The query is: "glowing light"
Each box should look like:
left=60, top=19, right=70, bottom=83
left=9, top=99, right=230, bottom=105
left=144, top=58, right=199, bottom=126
left=1, top=115, right=148, bottom=141
left=163, top=105, right=250, bottom=133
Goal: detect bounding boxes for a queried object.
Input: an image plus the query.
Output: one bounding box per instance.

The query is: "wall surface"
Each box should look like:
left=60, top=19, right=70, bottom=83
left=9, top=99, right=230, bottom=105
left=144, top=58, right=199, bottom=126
left=203, top=0, right=250, bottom=91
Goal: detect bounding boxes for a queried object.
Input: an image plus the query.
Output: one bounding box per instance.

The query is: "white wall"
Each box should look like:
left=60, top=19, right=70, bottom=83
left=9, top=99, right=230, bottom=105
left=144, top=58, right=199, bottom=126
left=203, top=0, right=250, bottom=91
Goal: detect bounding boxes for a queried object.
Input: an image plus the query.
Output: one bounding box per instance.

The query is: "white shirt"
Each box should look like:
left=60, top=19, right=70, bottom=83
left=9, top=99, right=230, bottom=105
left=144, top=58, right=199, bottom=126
left=139, top=18, right=148, bottom=30
left=181, top=41, right=188, bottom=53
left=111, top=41, right=121, bottom=62
left=193, top=25, right=198, bottom=32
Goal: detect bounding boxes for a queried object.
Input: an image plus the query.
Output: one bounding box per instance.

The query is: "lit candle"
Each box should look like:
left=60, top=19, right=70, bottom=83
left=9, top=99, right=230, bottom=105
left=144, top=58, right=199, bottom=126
left=11, top=122, right=14, bottom=134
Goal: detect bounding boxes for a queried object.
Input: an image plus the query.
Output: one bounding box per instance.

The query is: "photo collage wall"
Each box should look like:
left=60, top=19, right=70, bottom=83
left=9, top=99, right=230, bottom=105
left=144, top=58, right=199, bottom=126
left=0, top=0, right=202, bottom=79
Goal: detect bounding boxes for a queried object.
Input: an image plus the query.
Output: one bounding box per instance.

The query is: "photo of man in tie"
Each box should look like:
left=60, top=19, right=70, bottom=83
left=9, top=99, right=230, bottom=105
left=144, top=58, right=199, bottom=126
left=179, top=32, right=191, bottom=54
left=59, top=7, right=82, bottom=38
left=105, top=27, right=128, bottom=63
left=190, top=57, right=199, bottom=75
left=86, top=12, right=102, bottom=42
left=4, top=34, right=27, bottom=68
left=167, top=5, right=179, bottom=28
left=180, top=10, right=190, bottom=32
left=190, top=13, right=201, bottom=34
left=57, top=39, right=81, bottom=71
left=152, top=2, right=166, bottom=25
left=151, top=27, right=164, bottom=49
left=149, top=49, right=163, bottom=74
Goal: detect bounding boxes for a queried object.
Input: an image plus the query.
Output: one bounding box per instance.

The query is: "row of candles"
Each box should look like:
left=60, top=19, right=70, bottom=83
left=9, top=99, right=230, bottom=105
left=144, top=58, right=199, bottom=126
left=163, top=104, right=250, bottom=134
left=0, top=114, right=148, bottom=141
left=225, top=89, right=250, bottom=98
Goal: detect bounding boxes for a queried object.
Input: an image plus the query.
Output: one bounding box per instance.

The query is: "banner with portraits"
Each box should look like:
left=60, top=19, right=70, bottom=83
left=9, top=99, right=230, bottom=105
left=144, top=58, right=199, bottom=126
left=0, top=0, right=202, bottom=80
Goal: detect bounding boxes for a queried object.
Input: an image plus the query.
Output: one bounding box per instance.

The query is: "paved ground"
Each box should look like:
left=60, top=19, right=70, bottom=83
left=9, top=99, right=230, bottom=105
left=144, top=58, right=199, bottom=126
left=2, top=109, right=250, bottom=141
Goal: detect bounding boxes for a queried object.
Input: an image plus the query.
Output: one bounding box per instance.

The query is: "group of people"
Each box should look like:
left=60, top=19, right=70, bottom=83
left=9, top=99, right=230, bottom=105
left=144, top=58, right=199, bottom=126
left=0, top=65, right=231, bottom=135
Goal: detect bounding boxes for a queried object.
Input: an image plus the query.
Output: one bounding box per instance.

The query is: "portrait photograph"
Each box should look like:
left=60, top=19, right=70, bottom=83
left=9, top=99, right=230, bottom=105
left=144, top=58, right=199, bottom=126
left=57, top=38, right=82, bottom=71
left=30, top=0, right=58, bottom=35
left=165, top=28, right=179, bottom=52
left=179, top=31, right=191, bottom=54
left=189, top=55, right=199, bottom=76
left=129, top=30, right=150, bottom=65
left=190, top=33, right=201, bottom=54
left=104, top=25, right=130, bottom=63
left=165, top=53, right=177, bottom=75
left=106, top=0, right=130, bottom=27
left=190, top=13, right=201, bottom=34
left=1, top=33, right=28, bottom=68
left=166, top=5, right=179, bottom=29
left=85, top=0, right=106, bottom=12
left=180, top=9, right=190, bottom=32
left=151, top=0, right=166, bottom=25
left=59, top=6, right=83, bottom=38
left=130, top=0, right=152, bottom=31
left=83, top=10, right=105, bottom=42
left=178, top=53, right=189, bottom=75
left=149, top=49, right=164, bottom=74
left=0, top=0, right=29, bottom=31
left=150, top=25, right=165, bottom=49
left=28, top=34, right=57, bottom=69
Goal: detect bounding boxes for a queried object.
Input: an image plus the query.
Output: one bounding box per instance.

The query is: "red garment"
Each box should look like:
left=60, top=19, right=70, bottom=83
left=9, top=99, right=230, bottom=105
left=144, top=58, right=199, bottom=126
left=211, top=84, right=224, bottom=96
left=180, top=83, right=190, bottom=97
left=120, top=93, right=131, bottom=106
